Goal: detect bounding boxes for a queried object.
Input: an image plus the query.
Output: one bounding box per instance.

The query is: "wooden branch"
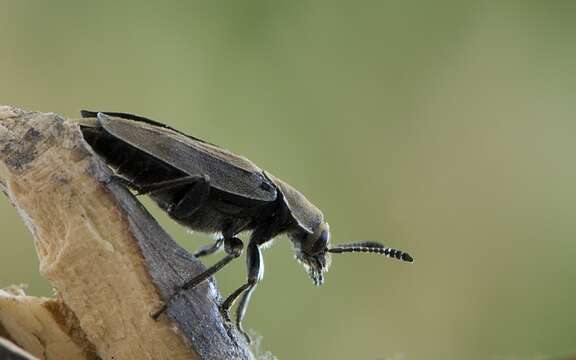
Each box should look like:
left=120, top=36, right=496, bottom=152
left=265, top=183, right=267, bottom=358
left=0, top=106, right=254, bottom=360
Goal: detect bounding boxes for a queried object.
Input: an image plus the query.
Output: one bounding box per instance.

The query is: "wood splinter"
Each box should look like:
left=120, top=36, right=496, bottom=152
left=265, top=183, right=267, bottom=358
left=0, top=106, right=254, bottom=360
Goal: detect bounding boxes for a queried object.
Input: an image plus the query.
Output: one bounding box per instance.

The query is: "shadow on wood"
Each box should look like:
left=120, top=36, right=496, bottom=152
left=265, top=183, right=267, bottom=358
left=0, top=337, right=39, bottom=360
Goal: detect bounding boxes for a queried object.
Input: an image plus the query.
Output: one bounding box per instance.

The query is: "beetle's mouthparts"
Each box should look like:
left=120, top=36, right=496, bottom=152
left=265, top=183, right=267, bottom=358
left=298, top=253, right=329, bottom=286
left=308, top=267, right=324, bottom=286
left=328, top=241, right=414, bottom=262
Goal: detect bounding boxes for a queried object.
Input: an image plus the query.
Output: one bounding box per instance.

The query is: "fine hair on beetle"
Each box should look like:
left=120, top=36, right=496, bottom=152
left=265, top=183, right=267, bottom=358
left=78, top=110, right=414, bottom=343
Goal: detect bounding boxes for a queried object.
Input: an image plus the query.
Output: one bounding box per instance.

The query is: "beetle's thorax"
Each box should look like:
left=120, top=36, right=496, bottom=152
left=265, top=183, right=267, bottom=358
left=263, top=172, right=324, bottom=234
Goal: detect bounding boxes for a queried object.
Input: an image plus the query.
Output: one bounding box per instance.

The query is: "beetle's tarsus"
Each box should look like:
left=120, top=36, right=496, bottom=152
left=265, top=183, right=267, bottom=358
left=110, top=174, right=136, bottom=189
left=109, top=174, right=153, bottom=196
left=150, top=303, right=168, bottom=320
left=219, top=305, right=232, bottom=323
left=219, top=304, right=252, bottom=344
left=238, top=327, right=251, bottom=344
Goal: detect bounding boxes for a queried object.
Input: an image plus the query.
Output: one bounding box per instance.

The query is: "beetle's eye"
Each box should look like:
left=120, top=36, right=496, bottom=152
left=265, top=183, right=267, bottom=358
left=312, top=230, right=329, bottom=254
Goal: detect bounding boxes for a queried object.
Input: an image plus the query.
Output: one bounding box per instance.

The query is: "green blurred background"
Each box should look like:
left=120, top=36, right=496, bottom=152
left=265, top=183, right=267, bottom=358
left=2, top=1, right=576, bottom=359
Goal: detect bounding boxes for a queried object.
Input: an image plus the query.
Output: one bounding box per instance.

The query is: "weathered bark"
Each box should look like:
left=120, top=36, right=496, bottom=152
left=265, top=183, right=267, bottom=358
left=0, top=106, right=253, bottom=360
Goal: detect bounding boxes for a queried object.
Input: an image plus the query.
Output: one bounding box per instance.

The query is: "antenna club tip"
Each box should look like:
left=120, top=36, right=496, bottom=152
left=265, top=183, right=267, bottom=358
left=402, top=253, right=414, bottom=262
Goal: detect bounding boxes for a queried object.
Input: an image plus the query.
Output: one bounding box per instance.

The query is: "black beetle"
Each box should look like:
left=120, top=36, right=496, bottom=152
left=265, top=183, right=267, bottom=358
left=79, top=111, right=413, bottom=342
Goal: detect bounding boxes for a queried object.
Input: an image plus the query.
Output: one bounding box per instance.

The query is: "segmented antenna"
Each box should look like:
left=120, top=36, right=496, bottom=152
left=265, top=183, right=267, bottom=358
left=328, top=241, right=413, bottom=262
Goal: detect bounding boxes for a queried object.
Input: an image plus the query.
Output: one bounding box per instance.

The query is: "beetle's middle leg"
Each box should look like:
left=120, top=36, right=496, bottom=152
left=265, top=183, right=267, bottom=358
left=193, top=237, right=224, bottom=258
left=151, top=236, right=244, bottom=320
left=193, top=220, right=250, bottom=258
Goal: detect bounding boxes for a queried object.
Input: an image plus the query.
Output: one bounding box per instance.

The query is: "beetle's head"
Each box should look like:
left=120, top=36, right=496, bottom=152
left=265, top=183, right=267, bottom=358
left=290, top=222, right=332, bottom=286
left=290, top=222, right=415, bottom=286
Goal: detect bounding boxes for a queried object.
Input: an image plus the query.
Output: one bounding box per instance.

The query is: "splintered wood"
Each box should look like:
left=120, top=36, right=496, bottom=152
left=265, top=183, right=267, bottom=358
left=0, top=286, right=90, bottom=360
left=0, top=107, right=253, bottom=360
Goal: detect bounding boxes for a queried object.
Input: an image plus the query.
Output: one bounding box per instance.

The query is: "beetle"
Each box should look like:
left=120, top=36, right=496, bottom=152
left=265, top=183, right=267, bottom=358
left=78, top=110, right=414, bottom=342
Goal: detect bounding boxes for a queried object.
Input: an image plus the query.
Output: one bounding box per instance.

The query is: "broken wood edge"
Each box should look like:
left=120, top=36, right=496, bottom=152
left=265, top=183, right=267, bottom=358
left=0, top=106, right=254, bottom=360
left=0, top=286, right=95, bottom=360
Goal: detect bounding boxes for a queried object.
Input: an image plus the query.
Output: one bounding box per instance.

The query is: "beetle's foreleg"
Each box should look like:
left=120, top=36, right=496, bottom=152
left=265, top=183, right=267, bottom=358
left=233, top=281, right=257, bottom=343
left=220, top=241, right=262, bottom=343
left=151, top=236, right=243, bottom=320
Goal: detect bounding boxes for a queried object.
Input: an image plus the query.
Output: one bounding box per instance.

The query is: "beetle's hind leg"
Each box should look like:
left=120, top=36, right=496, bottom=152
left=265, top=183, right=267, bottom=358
left=132, top=175, right=208, bottom=196
left=109, top=174, right=206, bottom=195
left=124, top=174, right=211, bottom=220
left=165, top=175, right=211, bottom=220
left=109, top=174, right=138, bottom=190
